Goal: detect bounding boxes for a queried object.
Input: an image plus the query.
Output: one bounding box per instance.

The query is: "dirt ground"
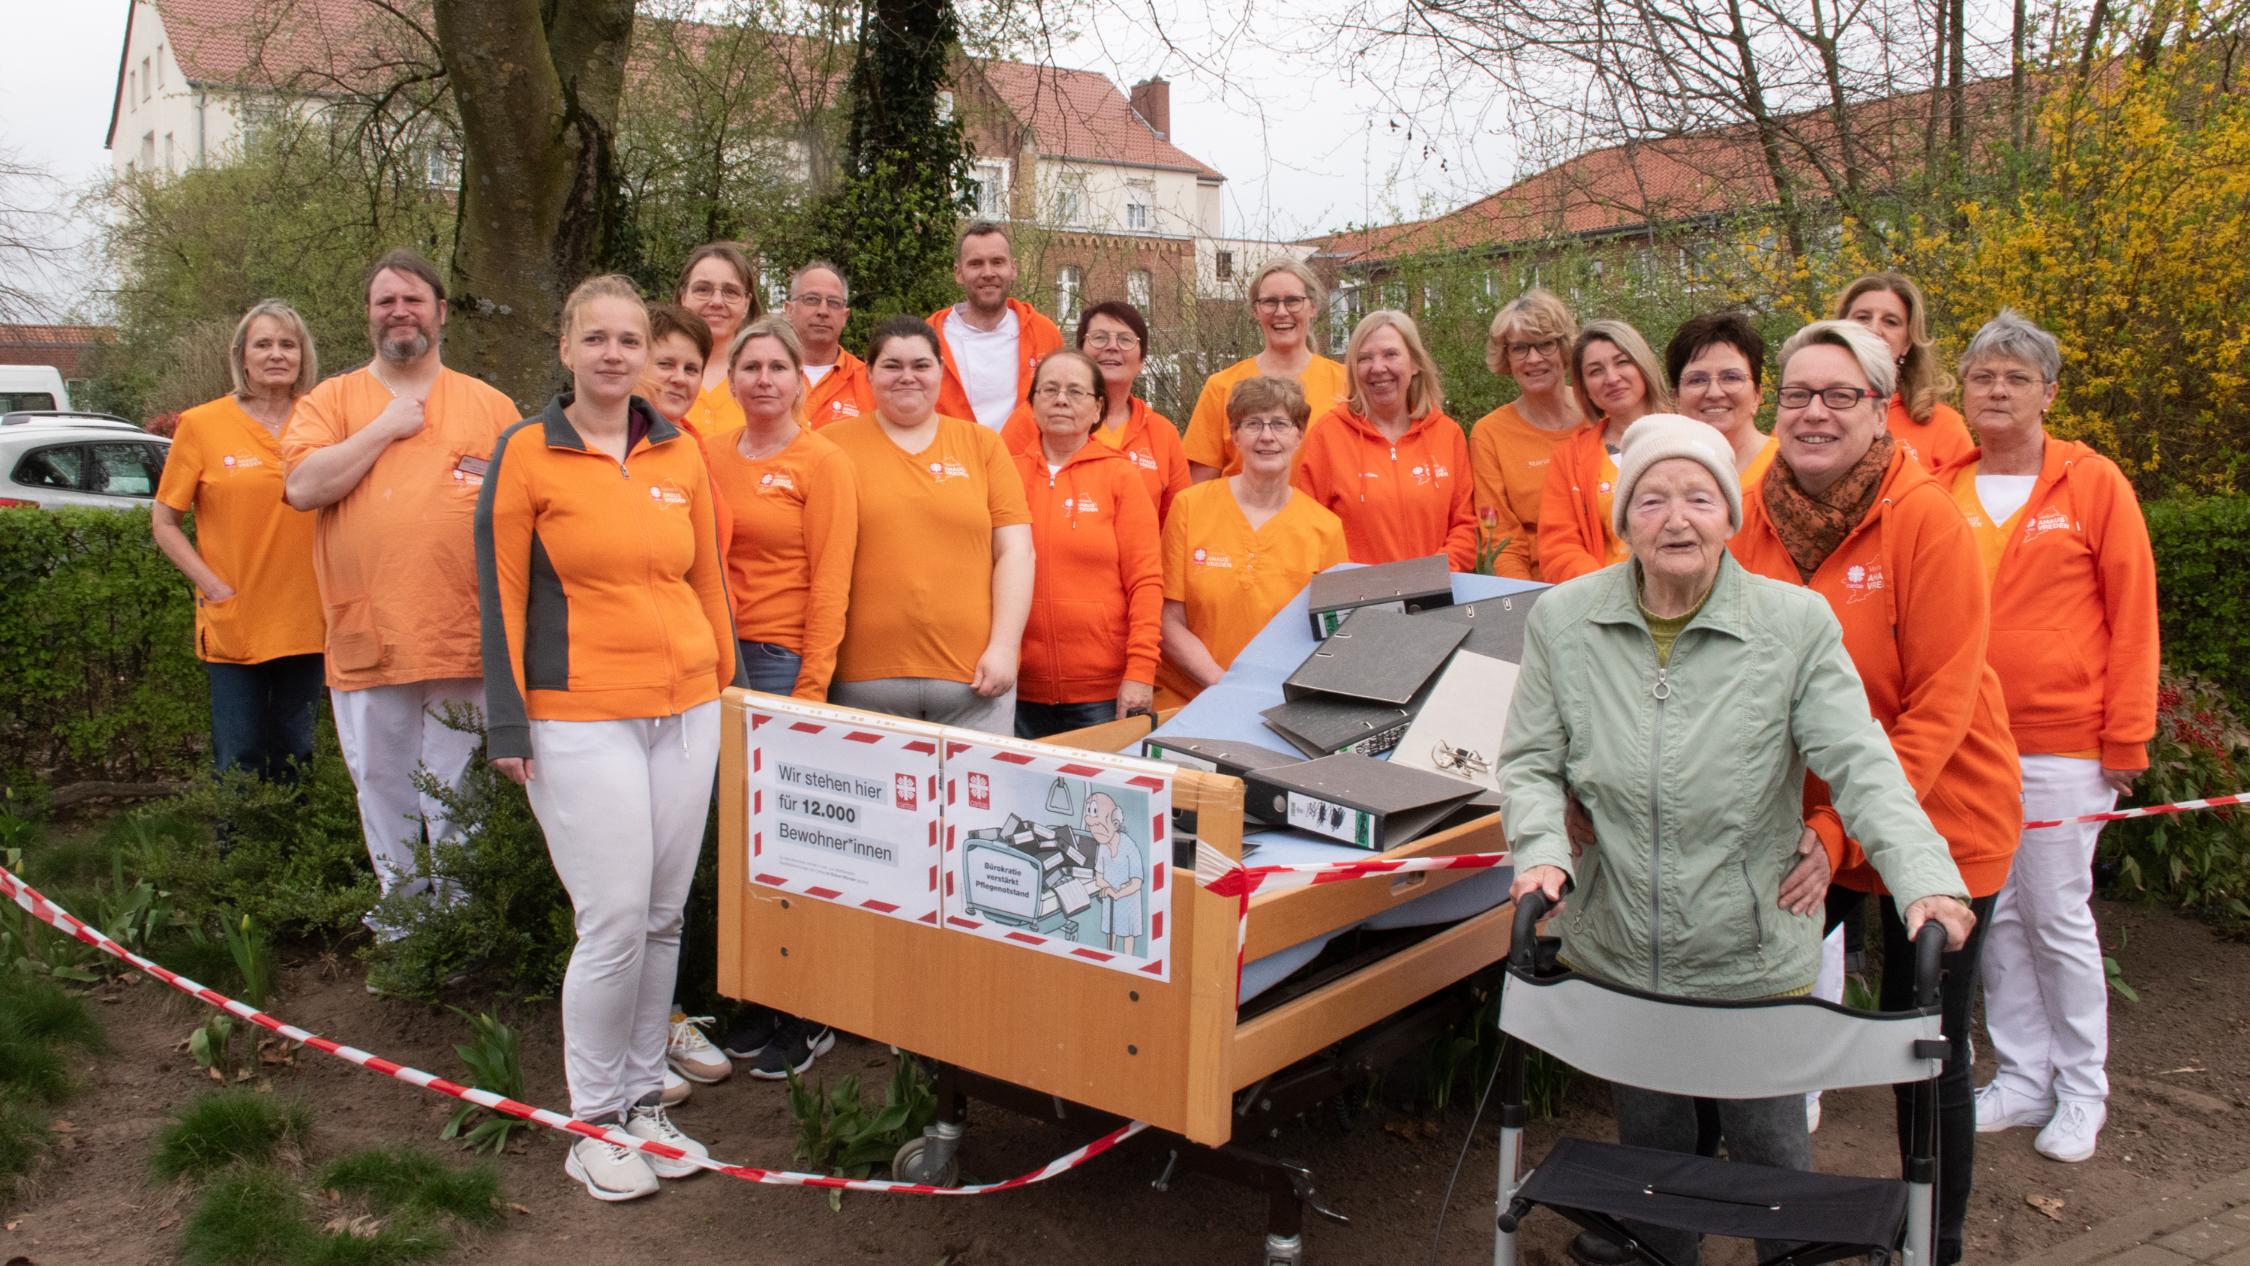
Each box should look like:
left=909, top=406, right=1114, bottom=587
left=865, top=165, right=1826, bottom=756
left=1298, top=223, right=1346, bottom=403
left=3, top=895, right=2244, bottom=1266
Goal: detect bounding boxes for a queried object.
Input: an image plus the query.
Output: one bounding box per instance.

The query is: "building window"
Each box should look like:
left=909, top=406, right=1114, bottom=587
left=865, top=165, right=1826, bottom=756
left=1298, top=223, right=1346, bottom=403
left=423, top=144, right=460, bottom=190
left=1057, top=185, right=1084, bottom=228
left=163, top=133, right=174, bottom=172
left=937, top=90, right=954, bottom=122
left=139, top=132, right=154, bottom=170
left=971, top=161, right=1008, bottom=219
left=142, top=57, right=151, bottom=101
left=157, top=47, right=165, bottom=87
left=1216, top=250, right=1233, bottom=281
left=1126, top=201, right=1150, bottom=231
left=1127, top=269, right=1152, bottom=310
left=127, top=69, right=136, bottom=109
left=1056, top=266, right=1083, bottom=325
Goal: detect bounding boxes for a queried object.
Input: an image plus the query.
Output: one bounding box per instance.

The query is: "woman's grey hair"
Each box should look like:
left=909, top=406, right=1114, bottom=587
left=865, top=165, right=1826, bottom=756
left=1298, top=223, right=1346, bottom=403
left=1959, top=308, right=2062, bottom=383
left=229, top=299, right=320, bottom=398
left=1778, top=319, right=1895, bottom=402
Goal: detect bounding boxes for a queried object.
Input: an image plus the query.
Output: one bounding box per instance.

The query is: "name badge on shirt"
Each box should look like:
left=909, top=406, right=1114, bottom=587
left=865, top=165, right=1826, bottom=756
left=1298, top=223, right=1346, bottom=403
left=451, top=454, right=489, bottom=487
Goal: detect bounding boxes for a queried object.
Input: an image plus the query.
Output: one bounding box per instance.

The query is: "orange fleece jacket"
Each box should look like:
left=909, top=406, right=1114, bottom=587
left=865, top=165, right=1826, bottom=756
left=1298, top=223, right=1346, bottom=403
left=803, top=351, right=876, bottom=431
left=475, top=396, right=738, bottom=761
left=1468, top=400, right=1580, bottom=580
left=1888, top=396, right=1973, bottom=472
left=1535, top=425, right=1627, bottom=582
left=1004, top=395, right=1191, bottom=523
left=1732, top=449, right=2022, bottom=898
left=1946, top=440, right=2160, bottom=769
left=1011, top=441, right=1164, bottom=705
left=703, top=427, right=860, bottom=701
left=1291, top=404, right=1478, bottom=571
left=928, top=298, right=1063, bottom=425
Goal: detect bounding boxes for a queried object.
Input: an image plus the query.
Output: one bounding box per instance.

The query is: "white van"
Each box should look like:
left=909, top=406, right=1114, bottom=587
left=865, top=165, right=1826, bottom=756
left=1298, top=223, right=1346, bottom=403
left=0, top=364, right=72, bottom=412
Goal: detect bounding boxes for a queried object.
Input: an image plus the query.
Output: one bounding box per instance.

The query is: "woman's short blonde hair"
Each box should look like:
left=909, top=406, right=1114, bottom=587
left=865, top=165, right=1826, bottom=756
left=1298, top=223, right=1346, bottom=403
left=228, top=300, right=319, bottom=398
left=1226, top=375, right=1311, bottom=429
left=1485, top=288, right=1578, bottom=377
left=725, top=315, right=807, bottom=418
left=1345, top=309, right=1445, bottom=420
left=1570, top=319, right=1672, bottom=420
left=560, top=274, right=647, bottom=340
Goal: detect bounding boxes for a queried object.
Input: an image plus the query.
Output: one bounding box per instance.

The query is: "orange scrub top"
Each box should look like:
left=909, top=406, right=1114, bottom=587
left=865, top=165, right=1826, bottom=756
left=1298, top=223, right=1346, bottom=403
left=1155, top=478, right=1347, bottom=708
left=280, top=366, right=517, bottom=689
left=825, top=414, right=1032, bottom=685
left=1292, top=404, right=1479, bottom=571
left=155, top=395, right=324, bottom=665
left=684, top=379, right=747, bottom=437
left=1181, top=355, right=1349, bottom=475
left=1467, top=401, right=1580, bottom=580
left=704, top=427, right=860, bottom=700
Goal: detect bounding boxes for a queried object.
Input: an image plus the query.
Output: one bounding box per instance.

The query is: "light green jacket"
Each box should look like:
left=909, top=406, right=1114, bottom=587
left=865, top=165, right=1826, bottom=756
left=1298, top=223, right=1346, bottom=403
left=1498, top=555, right=1968, bottom=1000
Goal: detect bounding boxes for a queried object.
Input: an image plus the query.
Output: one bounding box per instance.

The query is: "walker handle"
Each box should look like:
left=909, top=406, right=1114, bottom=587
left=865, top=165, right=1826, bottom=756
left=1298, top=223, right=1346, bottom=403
left=1912, top=918, right=1946, bottom=1010
left=1507, top=880, right=1569, bottom=972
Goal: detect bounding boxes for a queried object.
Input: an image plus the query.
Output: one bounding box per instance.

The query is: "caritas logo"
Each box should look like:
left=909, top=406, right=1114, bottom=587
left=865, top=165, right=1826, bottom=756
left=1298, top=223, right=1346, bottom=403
left=894, top=773, right=918, bottom=811
left=967, top=771, right=990, bottom=810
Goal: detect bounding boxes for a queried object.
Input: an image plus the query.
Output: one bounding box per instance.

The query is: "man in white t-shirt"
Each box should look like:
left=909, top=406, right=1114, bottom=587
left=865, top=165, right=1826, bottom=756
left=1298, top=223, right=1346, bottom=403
left=926, top=222, right=1062, bottom=430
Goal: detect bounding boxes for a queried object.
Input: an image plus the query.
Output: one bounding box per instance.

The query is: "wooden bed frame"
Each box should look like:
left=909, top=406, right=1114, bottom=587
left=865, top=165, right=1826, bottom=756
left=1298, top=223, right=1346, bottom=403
left=716, top=689, right=1514, bottom=1148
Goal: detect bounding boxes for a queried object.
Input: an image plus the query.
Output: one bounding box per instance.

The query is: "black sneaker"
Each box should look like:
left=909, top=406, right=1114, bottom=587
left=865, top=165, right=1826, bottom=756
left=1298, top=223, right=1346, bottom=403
left=746, top=1020, right=837, bottom=1080
left=1568, top=1230, right=1637, bottom=1265
left=722, top=1008, right=783, bottom=1059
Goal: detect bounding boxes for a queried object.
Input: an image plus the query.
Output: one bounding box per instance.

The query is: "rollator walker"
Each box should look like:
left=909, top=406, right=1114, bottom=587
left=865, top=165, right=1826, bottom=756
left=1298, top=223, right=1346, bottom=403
left=1493, top=889, right=1950, bottom=1266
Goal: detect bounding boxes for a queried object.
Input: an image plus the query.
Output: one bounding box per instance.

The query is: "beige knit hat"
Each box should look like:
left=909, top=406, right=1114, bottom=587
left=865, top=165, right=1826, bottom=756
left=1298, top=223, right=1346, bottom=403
left=1610, top=413, right=1742, bottom=536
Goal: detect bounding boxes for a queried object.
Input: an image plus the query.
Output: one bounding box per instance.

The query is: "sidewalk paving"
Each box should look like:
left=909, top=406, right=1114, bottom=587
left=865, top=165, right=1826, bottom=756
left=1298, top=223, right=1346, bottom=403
left=2003, top=1167, right=2250, bottom=1266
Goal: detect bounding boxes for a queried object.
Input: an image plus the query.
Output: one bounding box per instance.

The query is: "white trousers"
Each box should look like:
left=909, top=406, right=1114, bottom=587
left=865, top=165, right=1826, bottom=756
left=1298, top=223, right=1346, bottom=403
left=527, top=701, right=720, bottom=1122
left=331, top=678, right=485, bottom=917
left=1983, top=754, right=2115, bottom=1104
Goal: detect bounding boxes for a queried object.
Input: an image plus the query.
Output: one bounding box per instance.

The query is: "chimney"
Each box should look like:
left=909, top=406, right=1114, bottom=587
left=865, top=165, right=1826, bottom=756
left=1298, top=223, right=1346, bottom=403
left=1130, top=77, right=1171, bottom=140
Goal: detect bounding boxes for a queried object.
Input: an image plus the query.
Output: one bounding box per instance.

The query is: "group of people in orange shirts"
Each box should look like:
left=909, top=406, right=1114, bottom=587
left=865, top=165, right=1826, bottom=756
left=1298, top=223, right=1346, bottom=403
left=150, top=224, right=2156, bottom=1229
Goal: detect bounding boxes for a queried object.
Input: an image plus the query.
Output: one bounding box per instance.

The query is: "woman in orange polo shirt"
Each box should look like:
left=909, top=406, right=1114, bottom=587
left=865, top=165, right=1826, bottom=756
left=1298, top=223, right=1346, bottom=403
left=1836, top=272, right=1972, bottom=471
left=1949, top=311, right=2157, bottom=1165
left=1010, top=351, right=1161, bottom=738
left=1731, top=318, right=2019, bottom=1266
left=676, top=242, right=762, bottom=436
left=1665, top=310, right=1778, bottom=487
left=1292, top=309, right=1477, bottom=571
left=477, top=275, right=738, bottom=1204
left=1157, top=376, right=1348, bottom=708
left=152, top=300, right=325, bottom=782
left=1182, top=258, right=1349, bottom=480
left=826, top=316, right=1033, bottom=734
left=1469, top=288, right=1585, bottom=579
left=1002, top=300, right=1190, bottom=522
left=705, top=315, right=858, bottom=701
left=1535, top=318, right=1673, bottom=581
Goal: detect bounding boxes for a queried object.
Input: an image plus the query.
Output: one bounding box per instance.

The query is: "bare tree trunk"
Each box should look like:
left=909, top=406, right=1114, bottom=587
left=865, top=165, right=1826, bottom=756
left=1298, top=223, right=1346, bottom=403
left=1947, top=0, right=1968, bottom=173
left=2010, top=0, right=2029, bottom=150
left=432, top=0, right=635, bottom=407
left=1723, top=0, right=1807, bottom=257
left=2080, top=0, right=2113, bottom=79
left=1924, top=0, right=1949, bottom=178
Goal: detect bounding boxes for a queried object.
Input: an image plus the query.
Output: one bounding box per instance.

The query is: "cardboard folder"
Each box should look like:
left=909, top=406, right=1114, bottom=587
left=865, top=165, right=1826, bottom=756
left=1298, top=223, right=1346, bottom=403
left=1283, top=606, right=1468, bottom=704
left=1414, top=589, right=1546, bottom=663
left=1390, top=650, right=1521, bottom=793
left=1305, top=555, right=1453, bottom=637
left=1242, top=753, right=1482, bottom=850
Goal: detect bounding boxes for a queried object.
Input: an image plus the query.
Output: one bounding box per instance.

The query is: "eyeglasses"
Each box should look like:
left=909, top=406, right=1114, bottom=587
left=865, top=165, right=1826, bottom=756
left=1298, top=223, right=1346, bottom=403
left=789, top=294, right=848, bottom=311
left=1083, top=332, right=1140, bottom=350
left=1963, top=369, right=2044, bottom=391
left=1234, top=418, right=1297, bottom=435
left=1254, top=295, right=1311, bottom=313
left=1680, top=370, right=1753, bottom=391
left=1032, top=384, right=1097, bottom=402
left=1506, top=338, right=1561, bottom=360
left=685, top=281, right=749, bottom=304
left=1777, top=385, right=1880, bottom=410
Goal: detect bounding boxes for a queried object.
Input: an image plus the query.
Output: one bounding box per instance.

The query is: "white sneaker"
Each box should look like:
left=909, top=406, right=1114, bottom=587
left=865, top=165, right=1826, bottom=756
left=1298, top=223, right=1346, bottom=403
left=660, top=1066, right=693, bottom=1106
left=1805, top=1091, right=1822, bottom=1134
left=2035, top=1098, right=2106, bottom=1163
left=667, top=1013, right=733, bottom=1084
left=1974, top=1082, right=2055, bottom=1133
left=565, top=1132, right=660, bottom=1202
left=626, top=1100, right=710, bottom=1179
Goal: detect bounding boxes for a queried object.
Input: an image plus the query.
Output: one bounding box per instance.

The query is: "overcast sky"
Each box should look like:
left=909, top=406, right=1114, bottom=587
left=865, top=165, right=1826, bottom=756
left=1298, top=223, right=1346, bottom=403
left=0, top=0, right=1517, bottom=319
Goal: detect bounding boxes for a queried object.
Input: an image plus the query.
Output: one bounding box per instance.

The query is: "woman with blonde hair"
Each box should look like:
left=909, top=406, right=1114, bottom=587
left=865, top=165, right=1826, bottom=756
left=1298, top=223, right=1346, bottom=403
left=1292, top=309, right=1477, bottom=570
left=1535, top=318, right=1672, bottom=581
left=1836, top=271, right=1972, bottom=470
left=1181, top=257, right=1349, bottom=480
left=152, top=300, right=325, bottom=781
left=1469, top=288, right=1586, bottom=578
left=675, top=242, right=763, bottom=436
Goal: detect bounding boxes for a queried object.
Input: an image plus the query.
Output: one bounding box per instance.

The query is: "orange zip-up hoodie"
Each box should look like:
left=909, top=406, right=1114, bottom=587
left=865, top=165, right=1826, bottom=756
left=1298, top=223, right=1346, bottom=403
left=475, top=395, right=740, bottom=761
left=1535, top=425, right=1627, bottom=582
left=803, top=350, right=875, bottom=430
left=1291, top=404, right=1479, bottom=571
left=1888, top=396, right=1973, bottom=471
left=1732, top=448, right=2022, bottom=897
left=1003, top=395, right=1191, bottom=523
left=1945, top=439, right=2159, bottom=769
left=1012, top=440, right=1163, bottom=705
left=928, top=297, right=1063, bottom=425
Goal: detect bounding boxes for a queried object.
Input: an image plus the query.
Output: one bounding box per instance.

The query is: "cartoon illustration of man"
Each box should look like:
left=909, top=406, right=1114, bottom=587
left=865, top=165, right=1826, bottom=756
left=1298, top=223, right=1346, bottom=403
left=1083, top=791, right=1144, bottom=955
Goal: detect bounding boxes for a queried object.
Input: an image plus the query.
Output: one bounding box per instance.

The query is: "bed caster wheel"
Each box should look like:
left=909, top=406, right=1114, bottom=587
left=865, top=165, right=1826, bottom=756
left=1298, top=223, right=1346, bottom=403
left=891, top=1136, right=960, bottom=1186
left=1261, top=1232, right=1304, bottom=1265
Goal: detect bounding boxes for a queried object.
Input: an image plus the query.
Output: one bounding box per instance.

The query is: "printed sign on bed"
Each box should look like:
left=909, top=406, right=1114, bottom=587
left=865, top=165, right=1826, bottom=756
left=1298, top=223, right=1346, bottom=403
left=743, top=697, right=943, bottom=924
left=941, top=733, right=1175, bottom=981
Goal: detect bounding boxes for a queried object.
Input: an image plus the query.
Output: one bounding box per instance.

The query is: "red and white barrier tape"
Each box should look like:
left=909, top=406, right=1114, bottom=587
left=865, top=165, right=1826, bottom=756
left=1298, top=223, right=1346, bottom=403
left=0, top=861, right=1144, bottom=1196
left=2021, top=792, right=2247, bottom=831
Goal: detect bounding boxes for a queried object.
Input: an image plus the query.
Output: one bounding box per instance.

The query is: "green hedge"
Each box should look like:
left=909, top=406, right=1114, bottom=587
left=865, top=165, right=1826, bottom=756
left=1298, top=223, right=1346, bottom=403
left=2145, top=496, right=2250, bottom=709
left=0, top=508, right=204, bottom=784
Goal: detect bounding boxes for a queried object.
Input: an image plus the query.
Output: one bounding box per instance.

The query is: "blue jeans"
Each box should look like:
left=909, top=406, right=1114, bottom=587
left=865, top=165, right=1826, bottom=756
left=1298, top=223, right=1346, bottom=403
left=1014, top=698, right=1116, bottom=739
left=738, top=640, right=803, bottom=695
left=207, top=654, right=325, bottom=782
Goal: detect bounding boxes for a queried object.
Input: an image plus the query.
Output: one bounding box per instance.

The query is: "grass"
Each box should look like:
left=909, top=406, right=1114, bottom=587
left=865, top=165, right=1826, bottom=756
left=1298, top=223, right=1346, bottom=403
left=152, top=1089, right=313, bottom=1181
left=180, top=1166, right=308, bottom=1264
left=0, top=972, right=106, bottom=1203
left=177, top=1150, right=495, bottom=1266
left=320, top=1148, right=502, bottom=1226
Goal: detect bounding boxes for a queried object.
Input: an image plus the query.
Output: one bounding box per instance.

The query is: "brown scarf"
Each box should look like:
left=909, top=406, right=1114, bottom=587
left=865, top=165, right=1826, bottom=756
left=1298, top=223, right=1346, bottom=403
left=1762, top=434, right=1895, bottom=581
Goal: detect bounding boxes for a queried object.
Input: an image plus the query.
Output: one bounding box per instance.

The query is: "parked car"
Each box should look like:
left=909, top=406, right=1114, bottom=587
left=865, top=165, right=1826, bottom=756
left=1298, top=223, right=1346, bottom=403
left=0, top=364, right=71, bottom=413
left=0, top=412, right=172, bottom=510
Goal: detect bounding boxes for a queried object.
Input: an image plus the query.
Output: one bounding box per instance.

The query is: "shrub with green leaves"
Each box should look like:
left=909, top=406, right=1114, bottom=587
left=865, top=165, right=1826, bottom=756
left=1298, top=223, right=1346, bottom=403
left=438, top=1010, right=530, bottom=1156
left=2100, top=671, right=2250, bottom=931
left=789, top=1052, right=937, bottom=1191
left=2145, top=496, right=2250, bottom=711
left=151, top=1090, right=313, bottom=1181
